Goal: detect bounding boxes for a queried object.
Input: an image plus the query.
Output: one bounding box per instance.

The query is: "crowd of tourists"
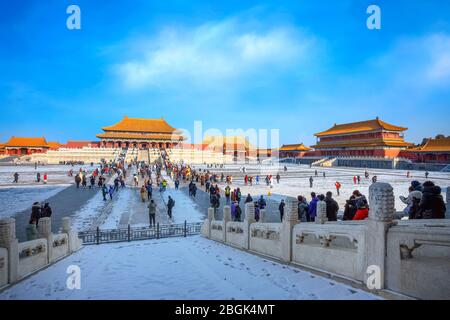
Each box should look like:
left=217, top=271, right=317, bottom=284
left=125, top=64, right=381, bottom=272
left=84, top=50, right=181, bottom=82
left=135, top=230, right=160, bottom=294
left=399, top=180, right=446, bottom=219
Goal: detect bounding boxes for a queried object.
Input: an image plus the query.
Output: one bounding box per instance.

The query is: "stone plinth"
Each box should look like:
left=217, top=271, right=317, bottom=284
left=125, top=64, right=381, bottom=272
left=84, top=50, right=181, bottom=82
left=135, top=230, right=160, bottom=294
left=0, top=218, right=16, bottom=247
left=201, top=207, right=216, bottom=238
left=222, top=206, right=231, bottom=242
left=0, top=218, right=19, bottom=283
left=243, top=203, right=256, bottom=250
left=315, top=200, right=328, bottom=224
left=259, top=209, right=267, bottom=223
left=365, top=182, right=396, bottom=290
left=446, top=187, right=450, bottom=219
left=281, top=198, right=298, bottom=262
left=62, top=217, right=71, bottom=233
left=38, top=217, right=54, bottom=262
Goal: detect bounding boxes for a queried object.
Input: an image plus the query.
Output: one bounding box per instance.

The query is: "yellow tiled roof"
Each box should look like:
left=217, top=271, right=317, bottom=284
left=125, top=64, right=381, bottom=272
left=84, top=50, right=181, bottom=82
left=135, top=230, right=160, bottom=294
left=279, top=143, right=312, bottom=152
left=47, top=141, right=61, bottom=149
left=408, top=137, right=450, bottom=152
left=5, top=137, right=49, bottom=148
left=315, top=118, right=407, bottom=137
left=102, top=116, right=179, bottom=133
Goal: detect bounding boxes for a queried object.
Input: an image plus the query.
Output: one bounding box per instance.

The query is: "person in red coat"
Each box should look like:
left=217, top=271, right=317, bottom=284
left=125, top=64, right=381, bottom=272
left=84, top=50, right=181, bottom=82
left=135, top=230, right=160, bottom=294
left=353, top=191, right=369, bottom=220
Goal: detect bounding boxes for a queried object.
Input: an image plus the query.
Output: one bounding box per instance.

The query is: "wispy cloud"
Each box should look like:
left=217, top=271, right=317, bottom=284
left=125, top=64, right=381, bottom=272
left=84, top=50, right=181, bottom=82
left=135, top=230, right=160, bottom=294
left=371, top=33, right=450, bottom=89
left=114, top=16, right=319, bottom=90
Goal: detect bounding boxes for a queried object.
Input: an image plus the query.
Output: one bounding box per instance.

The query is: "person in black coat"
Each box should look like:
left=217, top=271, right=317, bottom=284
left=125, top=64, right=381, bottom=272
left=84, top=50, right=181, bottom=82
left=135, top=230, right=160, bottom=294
left=343, top=195, right=357, bottom=221
left=30, top=202, right=42, bottom=226
left=235, top=204, right=242, bottom=222
left=42, top=203, right=52, bottom=218
left=167, top=196, right=175, bottom=219
left=245, top=194, right=253, bottom=204
left=279, top=199, right=286, bottom=222
left=324, top=191, right=339, bottom=221
left=75, top=175, right=81, bottom=188
left=417, top=181, right=446, bottom=219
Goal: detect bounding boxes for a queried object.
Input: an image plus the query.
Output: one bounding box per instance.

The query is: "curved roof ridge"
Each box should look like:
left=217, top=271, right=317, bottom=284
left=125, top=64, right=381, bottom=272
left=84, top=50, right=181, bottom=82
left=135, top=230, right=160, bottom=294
left=315, top=118, right=407, bottom=137
left=102, top=116, right=178, bottom=133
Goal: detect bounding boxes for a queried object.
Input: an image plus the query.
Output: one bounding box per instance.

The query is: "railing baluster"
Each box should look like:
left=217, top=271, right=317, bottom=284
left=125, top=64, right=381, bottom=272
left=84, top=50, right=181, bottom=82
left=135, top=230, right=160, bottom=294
left=96, top=227, right=100, bottom=245
left=184, top=220, right=187, bottom=237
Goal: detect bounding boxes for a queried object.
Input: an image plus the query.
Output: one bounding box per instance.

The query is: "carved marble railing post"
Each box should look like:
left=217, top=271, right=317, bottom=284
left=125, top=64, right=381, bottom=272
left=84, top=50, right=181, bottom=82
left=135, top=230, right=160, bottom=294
left=62, top=217, right=82, bottom=253
left=446, top=187, right=450, bottom=219
left=315, top=200, right=328, bottom=224
left=223, top=206, right=231, bottom=242
left=38, top=217, right=52, bottom=263
left=259, top=209, right=267, bottom=223
left=201, top=207, right=215, bottom=238
left=244, top=202, right=256, bottom=250
left=281, top=198, right=299, bottom=262
left=208, top=207, right=215, bottom=222
left=0, top=218, right=18, bottom=283
left=365, top=182, right=396, bottom=290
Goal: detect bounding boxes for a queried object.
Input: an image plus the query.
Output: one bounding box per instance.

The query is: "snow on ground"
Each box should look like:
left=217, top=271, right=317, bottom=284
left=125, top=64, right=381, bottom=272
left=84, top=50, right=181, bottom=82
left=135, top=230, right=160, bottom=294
left=71, top=189, right=108, bottom=231
left=0, top=164, right=99, bottom=186
left=0, top=235, right=380, bottom=300
left=100, top=187, right=134, bottom=230
left=0, top=185, right=69, bottom=219
left=162, top=176, right=205, bottom=224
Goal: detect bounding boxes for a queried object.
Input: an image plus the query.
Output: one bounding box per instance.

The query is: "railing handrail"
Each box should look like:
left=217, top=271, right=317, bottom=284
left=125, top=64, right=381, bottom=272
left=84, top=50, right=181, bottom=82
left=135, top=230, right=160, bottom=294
left=78, top=221, right=203, bottom=245
left=79, top=221, right=202, bottom=234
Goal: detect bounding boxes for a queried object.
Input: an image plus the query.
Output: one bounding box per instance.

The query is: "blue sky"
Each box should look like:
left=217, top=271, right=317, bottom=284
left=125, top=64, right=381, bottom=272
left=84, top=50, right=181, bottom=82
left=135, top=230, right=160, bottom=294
left=0, top=0, right=449, bottom=146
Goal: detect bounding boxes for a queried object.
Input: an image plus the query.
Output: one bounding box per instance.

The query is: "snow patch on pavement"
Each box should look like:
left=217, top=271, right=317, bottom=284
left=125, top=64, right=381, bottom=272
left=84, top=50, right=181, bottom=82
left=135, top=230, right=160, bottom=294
left=0, top=235, right=380, bottom=300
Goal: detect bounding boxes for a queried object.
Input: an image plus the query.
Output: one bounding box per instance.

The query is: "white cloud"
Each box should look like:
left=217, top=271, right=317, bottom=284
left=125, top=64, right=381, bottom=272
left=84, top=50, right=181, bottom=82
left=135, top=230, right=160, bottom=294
left=371, top=33, right=450, bottom=89
left=426, top=34, right=450, bottom=82
left=114, top=18, right=317, bottom=89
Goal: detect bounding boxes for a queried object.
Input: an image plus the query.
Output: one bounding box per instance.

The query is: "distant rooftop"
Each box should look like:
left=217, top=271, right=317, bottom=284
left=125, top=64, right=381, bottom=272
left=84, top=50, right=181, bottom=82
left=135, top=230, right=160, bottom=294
left=315, top=118, right=408, bottom=137
left=102, top=116, right=179, bottom=134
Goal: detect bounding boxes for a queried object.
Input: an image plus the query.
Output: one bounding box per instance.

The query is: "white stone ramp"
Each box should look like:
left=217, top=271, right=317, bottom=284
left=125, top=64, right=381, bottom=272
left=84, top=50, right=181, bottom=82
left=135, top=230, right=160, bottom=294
left=0, top=236, right=380, bottom=300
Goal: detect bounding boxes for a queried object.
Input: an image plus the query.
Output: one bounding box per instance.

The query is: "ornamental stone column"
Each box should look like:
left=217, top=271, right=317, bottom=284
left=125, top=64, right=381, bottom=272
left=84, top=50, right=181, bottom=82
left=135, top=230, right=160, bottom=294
left=201, top=207, right=215, bottom=239
left=244, top=202, right=256, bottom=250
left=0, top=218, right=19, bottom=284
left=259, top=209, right=267, bottom=223
left=446, top=187, right=450, bottom=219
left=62, top=217, right=82, bottom=253
left=281, top=198, right=299, bottom=263
left=223, top=206, right=231, bottom=242
left=315, top=200, right=328, bottom=224
left=38, top=217, right=52, bottom=263
left=364, top=182, right=396, bottom=290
